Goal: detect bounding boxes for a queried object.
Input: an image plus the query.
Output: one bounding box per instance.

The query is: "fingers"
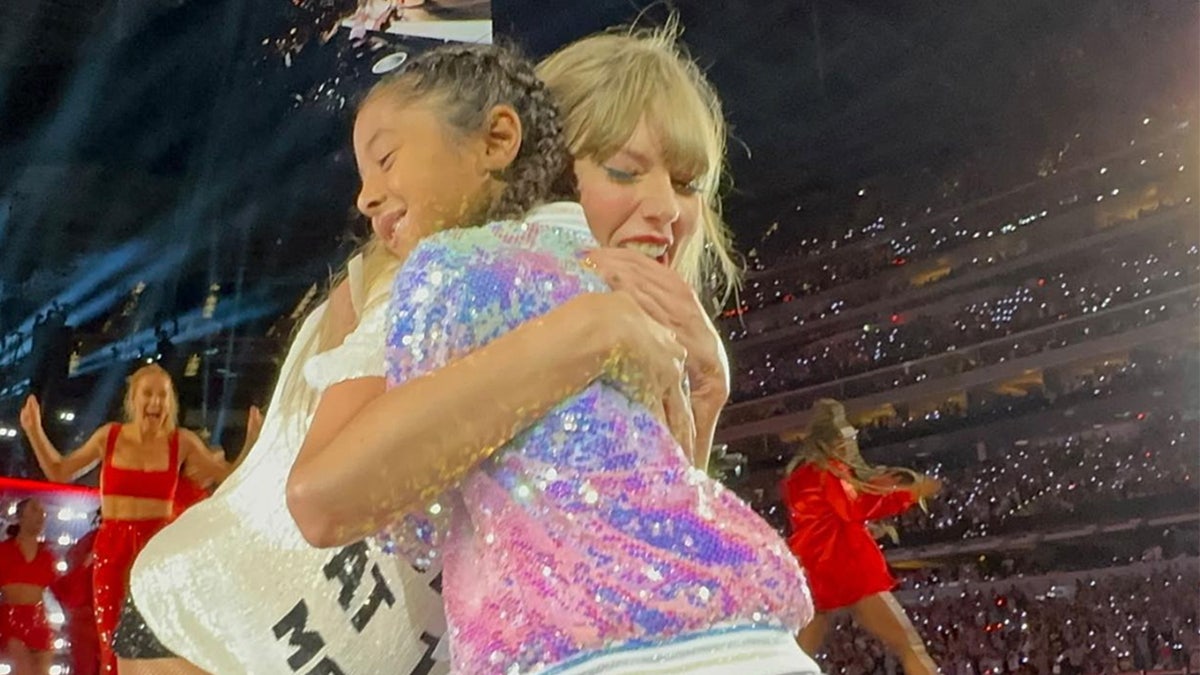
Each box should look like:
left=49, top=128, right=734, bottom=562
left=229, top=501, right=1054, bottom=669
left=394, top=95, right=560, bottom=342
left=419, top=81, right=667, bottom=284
left=589, top=250, right=718, bottom=371
left=586, top=248, right=692, bottom=297
left=622, top=287, right=678, bottom=331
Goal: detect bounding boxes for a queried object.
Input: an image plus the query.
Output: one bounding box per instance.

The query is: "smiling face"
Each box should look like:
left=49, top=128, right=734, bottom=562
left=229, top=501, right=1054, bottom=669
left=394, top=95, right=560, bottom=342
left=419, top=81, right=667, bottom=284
left=353, top=96, right=496, bottom=258
left=123, top=365, right=177, bottom=430
left=574, top=118, right=703, bottom=268
left=536, top=28, right=740, bottom=297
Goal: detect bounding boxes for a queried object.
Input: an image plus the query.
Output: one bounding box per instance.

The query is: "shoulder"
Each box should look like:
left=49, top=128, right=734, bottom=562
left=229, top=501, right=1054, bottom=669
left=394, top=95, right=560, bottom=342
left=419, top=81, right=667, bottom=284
left=784, top=463, right=819, bottom=486
left=326, top=280, right=357, bottom=336
left=86, top=424, right=117, bottom=451
left=176, top=428, right=208, bottom=453
left=408, top=226, right=505, bottom=264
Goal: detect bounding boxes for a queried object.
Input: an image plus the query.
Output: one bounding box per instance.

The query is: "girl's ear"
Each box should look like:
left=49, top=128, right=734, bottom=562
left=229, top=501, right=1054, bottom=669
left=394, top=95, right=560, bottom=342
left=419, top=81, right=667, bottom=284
left=480, top=104, right=522, bottom=175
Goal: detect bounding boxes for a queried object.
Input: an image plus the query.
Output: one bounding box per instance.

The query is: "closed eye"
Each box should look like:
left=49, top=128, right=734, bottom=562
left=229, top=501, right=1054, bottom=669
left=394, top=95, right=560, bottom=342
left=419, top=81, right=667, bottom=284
left=603, top=166, right=639, bottom=183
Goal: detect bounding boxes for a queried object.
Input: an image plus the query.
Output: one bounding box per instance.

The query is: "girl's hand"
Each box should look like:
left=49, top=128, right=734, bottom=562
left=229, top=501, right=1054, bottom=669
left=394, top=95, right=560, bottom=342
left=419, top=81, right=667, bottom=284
left=584, top=248, right=730, bottom=410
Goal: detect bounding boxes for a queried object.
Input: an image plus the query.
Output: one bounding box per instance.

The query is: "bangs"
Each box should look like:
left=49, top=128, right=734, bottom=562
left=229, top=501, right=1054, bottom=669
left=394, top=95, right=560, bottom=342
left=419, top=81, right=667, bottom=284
left=564, top=47, right=721, bottom=190
left=647, top=82, right=718, bottom=187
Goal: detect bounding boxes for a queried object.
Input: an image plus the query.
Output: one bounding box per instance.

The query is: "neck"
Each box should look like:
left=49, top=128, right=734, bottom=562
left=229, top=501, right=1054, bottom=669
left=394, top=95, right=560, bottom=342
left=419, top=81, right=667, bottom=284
left=15, top=531, right=36, bottom=544
left=136, top=420, right=168, bottom=439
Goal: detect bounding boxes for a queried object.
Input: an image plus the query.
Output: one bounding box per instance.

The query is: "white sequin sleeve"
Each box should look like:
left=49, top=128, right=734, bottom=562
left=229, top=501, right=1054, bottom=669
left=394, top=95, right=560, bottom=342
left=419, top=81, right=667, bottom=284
left=302, top=299, right=390, bottom=393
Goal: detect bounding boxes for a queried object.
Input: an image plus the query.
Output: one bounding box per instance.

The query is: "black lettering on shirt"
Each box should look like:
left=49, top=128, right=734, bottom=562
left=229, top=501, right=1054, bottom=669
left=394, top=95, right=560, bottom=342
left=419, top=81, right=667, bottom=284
left=272, top=601, right=326, bottom=671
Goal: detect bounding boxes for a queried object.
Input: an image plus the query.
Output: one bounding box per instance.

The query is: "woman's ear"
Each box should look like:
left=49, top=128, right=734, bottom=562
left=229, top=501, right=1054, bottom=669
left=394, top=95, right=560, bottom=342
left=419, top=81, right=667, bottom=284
left=480, top=104, right=522, bottom=175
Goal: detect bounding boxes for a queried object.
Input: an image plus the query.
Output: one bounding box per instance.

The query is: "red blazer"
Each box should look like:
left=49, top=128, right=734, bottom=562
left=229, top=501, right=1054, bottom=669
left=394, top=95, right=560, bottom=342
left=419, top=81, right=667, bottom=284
left=781, top=460, right=916, bottom=611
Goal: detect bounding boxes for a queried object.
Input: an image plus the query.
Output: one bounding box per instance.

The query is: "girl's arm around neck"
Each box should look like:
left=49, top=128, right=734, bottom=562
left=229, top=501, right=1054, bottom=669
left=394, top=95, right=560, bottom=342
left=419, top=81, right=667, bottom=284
left=287, top=292, right=632, bottom=548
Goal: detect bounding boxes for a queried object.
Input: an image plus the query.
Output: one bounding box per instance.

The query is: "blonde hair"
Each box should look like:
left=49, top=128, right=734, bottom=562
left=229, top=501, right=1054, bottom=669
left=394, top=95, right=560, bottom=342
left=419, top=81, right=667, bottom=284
left=536, top=18, right=742, bottom=309
left=276, top=236, right=401, bottom=418
left=316, top=237, right=399, bottom=354
left=123, top=363, right=179, bottom=430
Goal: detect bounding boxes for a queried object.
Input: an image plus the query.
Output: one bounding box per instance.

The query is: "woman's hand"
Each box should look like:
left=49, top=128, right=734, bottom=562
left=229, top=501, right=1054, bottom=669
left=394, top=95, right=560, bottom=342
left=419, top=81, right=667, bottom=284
left=601, top=291, right=696, bottom=459
left=910, top=476, right=943, bottom=500
left=19, top=396, right=43, bottom=435
left=585, top=249, right=730, bottom=408
left=586, top=249, right=728, bottom=467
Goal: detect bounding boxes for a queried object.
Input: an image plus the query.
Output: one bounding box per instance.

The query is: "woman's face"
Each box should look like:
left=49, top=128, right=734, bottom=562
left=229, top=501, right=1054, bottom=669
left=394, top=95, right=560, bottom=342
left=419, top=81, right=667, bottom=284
left=574, top=118, right=703, bottom=268
left=18, top=500, right=45, bottom=535
left=354, top=97, right=493, bottom=259
left=132, top=373, right=172, bottom=429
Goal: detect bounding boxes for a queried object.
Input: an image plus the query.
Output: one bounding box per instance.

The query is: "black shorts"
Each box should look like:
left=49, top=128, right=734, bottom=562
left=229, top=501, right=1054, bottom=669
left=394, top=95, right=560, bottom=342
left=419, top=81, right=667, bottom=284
left=112, top=595, right=176, bottom=660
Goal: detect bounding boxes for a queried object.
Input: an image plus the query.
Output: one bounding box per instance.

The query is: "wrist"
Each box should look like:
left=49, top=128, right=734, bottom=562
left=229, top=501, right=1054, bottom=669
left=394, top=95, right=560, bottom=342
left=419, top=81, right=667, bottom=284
left=566, top=293, right=627, bottom=377
left=690, top=383, right=729, bottom=414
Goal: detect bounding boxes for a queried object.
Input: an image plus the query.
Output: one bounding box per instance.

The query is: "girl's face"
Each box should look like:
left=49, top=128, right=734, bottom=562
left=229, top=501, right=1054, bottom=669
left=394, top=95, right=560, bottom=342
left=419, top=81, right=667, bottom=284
left=18, top=500, right=45, bottom=536
left=574, top=118, right=703, bottom=268
left=354, top=97, right=496, bottom=258
left=132, top=373, right=172, bottom=429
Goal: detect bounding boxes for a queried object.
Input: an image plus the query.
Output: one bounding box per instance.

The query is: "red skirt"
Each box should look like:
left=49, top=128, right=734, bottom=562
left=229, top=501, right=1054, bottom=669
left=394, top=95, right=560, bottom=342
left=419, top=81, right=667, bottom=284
left=0, top=602, right=54, bottom=652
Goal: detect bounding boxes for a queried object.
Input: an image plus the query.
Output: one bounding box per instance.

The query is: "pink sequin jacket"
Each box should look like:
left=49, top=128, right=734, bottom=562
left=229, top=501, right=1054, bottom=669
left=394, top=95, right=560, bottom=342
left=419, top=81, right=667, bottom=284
left=380, top=204, right=812, bottom=674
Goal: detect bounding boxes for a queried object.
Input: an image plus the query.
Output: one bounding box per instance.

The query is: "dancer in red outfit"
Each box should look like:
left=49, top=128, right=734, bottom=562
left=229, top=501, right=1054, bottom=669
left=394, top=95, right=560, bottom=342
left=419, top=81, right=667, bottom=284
left=781, top=398, right=942, bottom=675
left=53, top=517, right=100, bottom=675
left=18, top=364, right=234, bottom=674
left=0, top=499, right=58, bottom=675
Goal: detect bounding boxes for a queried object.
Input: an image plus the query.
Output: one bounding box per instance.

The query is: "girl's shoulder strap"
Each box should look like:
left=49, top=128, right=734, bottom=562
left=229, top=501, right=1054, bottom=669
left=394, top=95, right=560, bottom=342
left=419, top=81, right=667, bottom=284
left=104, top=423, right=122, bottom=458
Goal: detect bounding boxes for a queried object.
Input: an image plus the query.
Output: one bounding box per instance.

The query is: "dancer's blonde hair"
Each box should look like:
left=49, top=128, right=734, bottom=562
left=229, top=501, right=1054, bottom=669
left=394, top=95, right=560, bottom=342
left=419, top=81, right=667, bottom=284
left=536, top=17, right=742, bottom=308
left=786, top=399, right=924, bottom=494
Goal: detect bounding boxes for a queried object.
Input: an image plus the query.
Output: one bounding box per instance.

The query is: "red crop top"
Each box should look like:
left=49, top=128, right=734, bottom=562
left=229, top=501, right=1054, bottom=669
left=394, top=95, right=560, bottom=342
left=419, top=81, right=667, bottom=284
left=0, top=538, right=57, bottom=588
left=99, top=424, right=181, bottom=502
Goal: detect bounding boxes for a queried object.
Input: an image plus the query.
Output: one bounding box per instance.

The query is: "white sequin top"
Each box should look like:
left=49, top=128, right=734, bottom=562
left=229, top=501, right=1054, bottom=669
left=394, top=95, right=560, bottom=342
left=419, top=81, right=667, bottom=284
left=128, top=278, right=445, bottom=675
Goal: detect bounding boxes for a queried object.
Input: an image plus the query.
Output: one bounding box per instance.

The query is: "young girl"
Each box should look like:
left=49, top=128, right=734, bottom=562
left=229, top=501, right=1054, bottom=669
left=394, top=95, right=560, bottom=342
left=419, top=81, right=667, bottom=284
left=0, top=499, right=57, bottom=675
left=781, top=398, right=941, bottom=674
left=287, top=31, right=819, bottom=675
left=18, top=365, right=233, bottom=674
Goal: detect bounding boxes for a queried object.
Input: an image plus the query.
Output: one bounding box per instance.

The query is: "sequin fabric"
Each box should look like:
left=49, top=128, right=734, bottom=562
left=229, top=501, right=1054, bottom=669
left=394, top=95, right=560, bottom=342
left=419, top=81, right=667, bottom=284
left=380, top=203, right=812, bottom=674
left=127, top=294, right=445, bottom=675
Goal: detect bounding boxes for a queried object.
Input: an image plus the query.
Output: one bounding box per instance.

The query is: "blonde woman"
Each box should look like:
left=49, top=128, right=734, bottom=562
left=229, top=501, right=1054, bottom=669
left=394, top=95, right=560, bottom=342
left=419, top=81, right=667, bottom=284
left=18, top=365, right=233, bottom=674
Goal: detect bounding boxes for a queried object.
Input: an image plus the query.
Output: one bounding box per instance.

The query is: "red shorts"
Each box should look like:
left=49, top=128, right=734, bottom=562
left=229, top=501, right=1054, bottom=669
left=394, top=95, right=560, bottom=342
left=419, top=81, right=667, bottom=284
left=0, top=603, right=54, bottom=652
